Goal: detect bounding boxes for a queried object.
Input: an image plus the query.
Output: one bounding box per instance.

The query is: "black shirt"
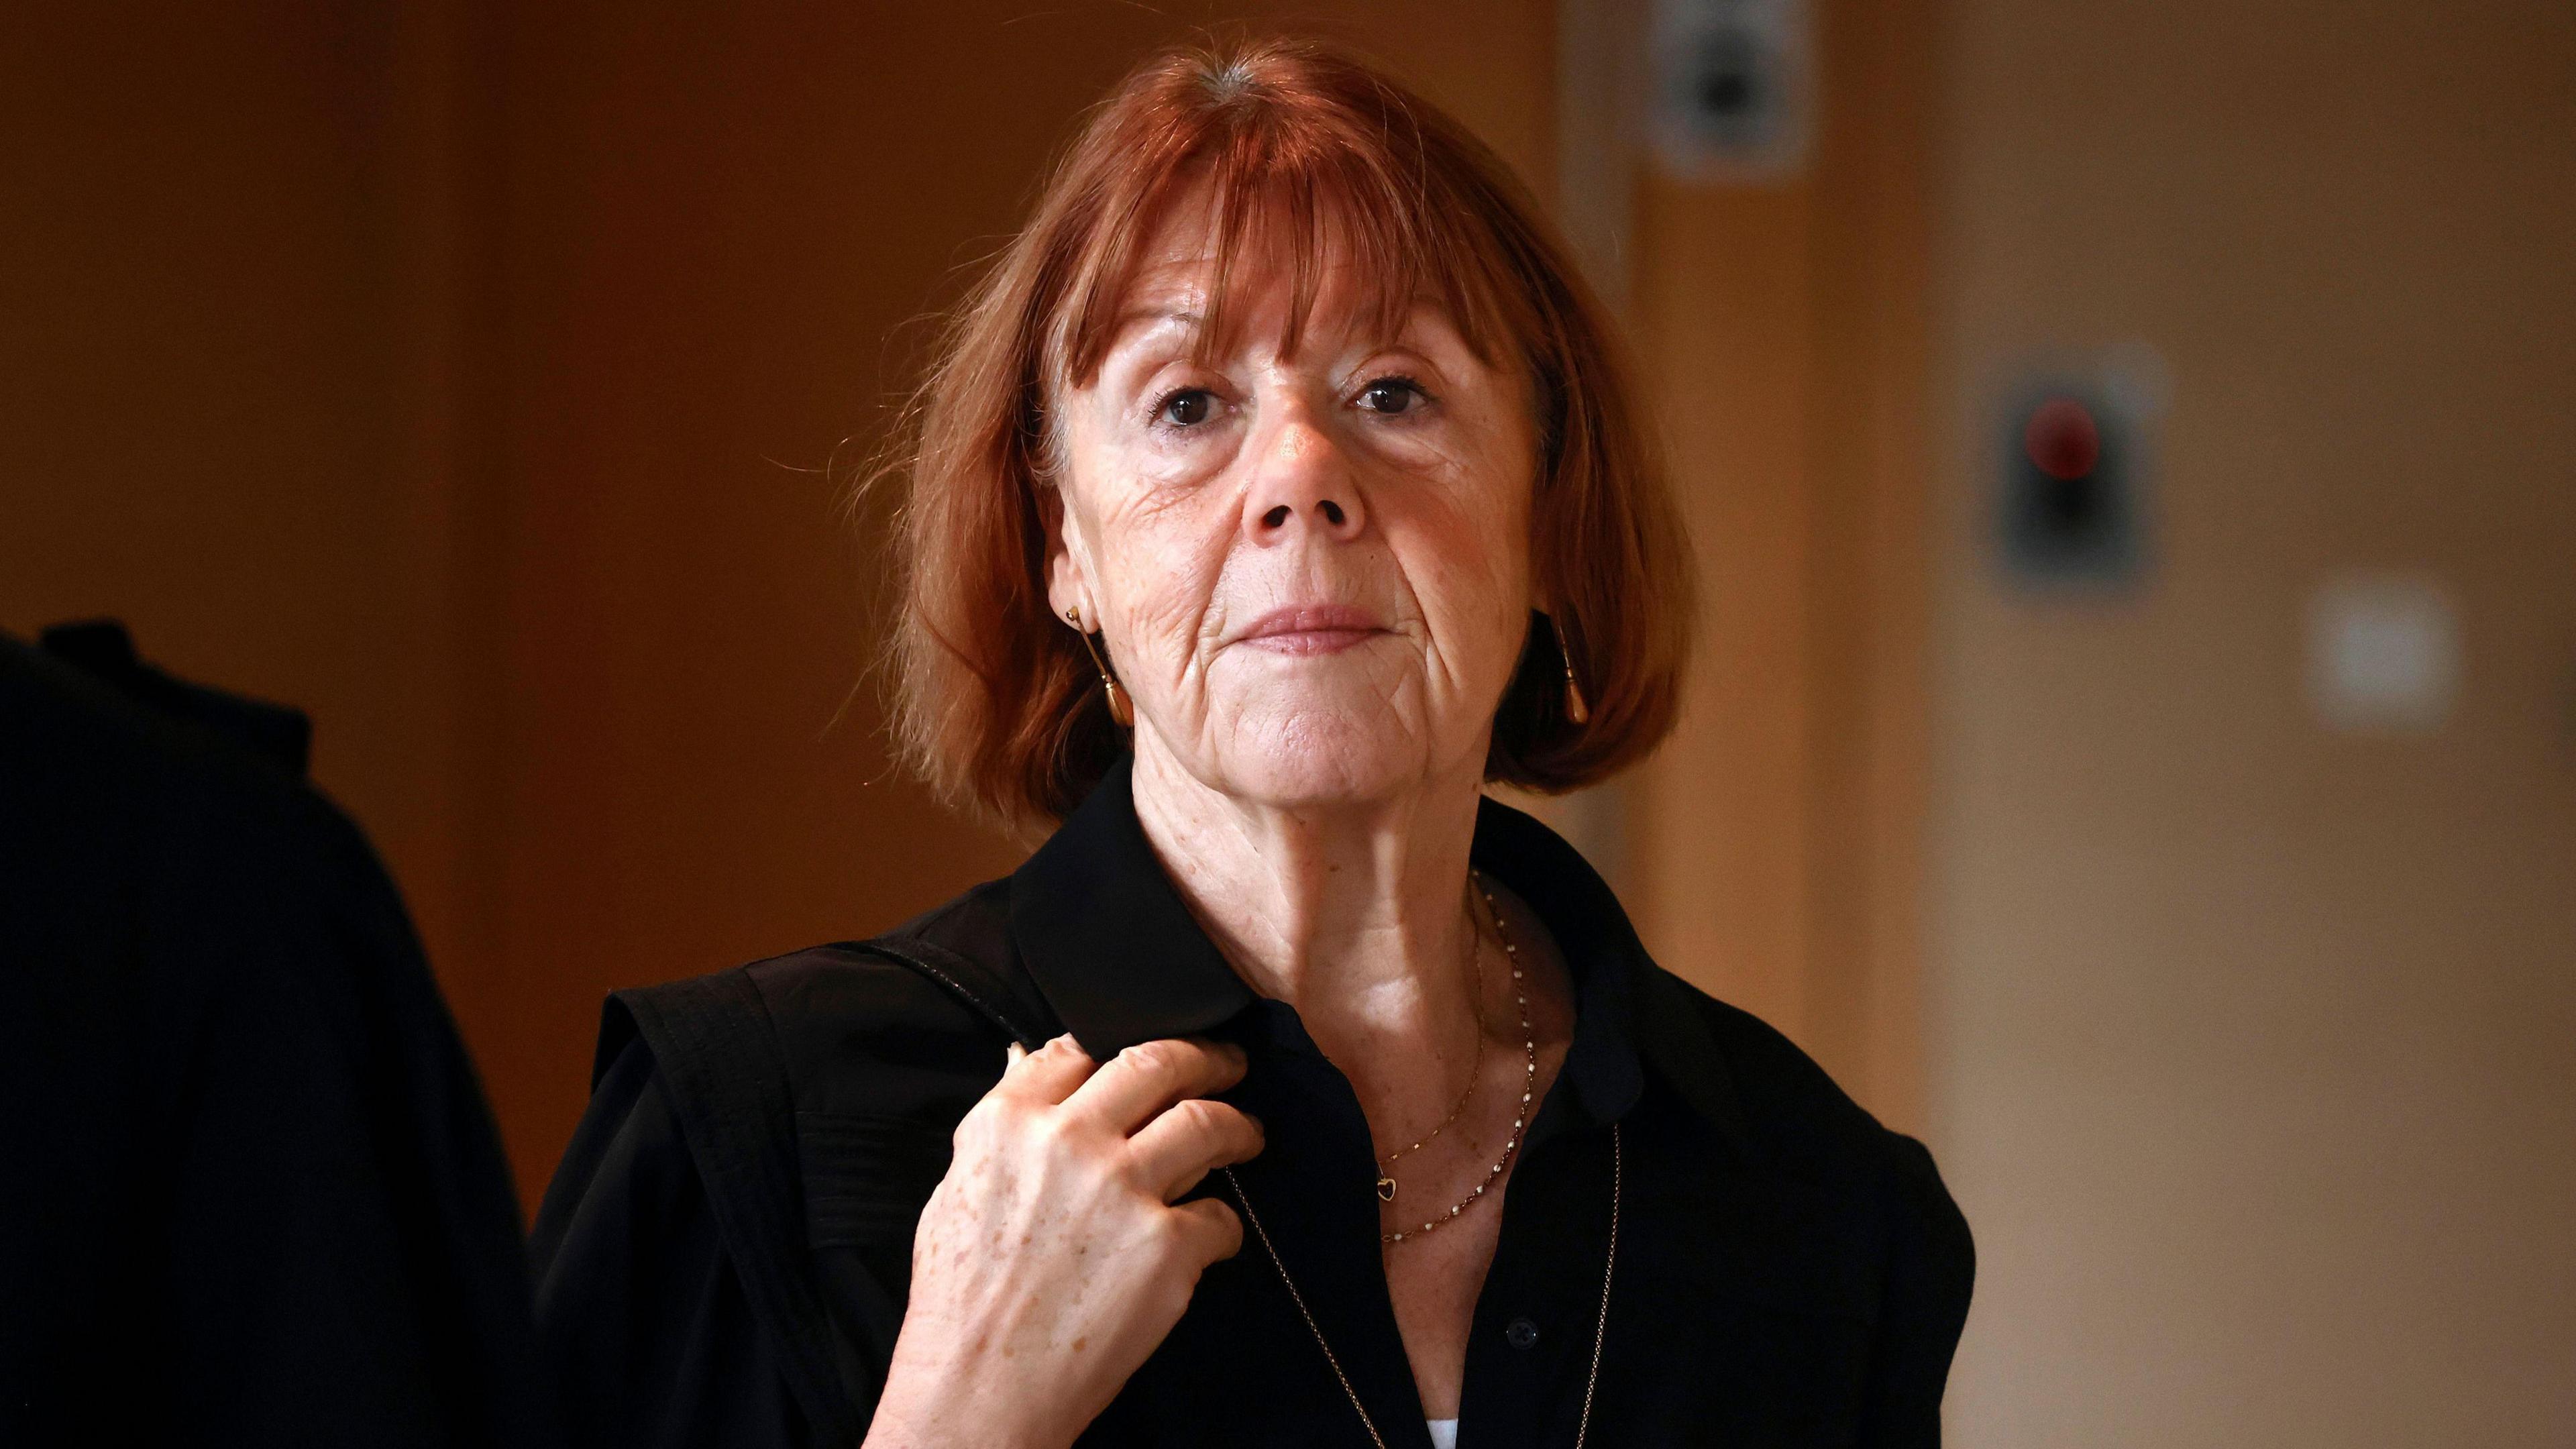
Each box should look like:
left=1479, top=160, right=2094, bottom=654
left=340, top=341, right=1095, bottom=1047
left=533, top=757, right=1974, bottom=1447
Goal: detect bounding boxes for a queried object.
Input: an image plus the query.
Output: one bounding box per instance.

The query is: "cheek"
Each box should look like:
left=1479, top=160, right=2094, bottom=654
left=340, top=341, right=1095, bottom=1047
left=1411, top=514, right=1531, bottom=679
left=1057, top=405, right=1232, bottom=662
left=1091, top=486, right=1233, bottom=668
left=1399, top=427, right=1536, bottom=645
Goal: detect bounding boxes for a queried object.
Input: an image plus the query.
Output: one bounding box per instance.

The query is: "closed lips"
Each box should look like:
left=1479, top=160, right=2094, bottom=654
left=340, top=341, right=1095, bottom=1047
left=1236, top=605, right=1387, bottom=655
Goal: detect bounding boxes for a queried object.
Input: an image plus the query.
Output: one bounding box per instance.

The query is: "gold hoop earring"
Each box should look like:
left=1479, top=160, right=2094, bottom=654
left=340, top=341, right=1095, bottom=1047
left=1065, top=606, right=1134, bottom=728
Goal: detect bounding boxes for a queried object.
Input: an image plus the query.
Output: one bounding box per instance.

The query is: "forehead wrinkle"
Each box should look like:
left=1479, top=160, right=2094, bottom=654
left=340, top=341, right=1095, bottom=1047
left=1101, top=307, right=1206, bottom=359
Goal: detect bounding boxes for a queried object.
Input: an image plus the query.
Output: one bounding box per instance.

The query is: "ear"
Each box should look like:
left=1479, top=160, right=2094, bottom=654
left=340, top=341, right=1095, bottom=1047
left=1039, top=484, right=1091, bottom=627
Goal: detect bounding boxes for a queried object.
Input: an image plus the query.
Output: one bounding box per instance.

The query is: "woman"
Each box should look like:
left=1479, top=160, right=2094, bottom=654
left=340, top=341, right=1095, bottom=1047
left=534, top=36, right=1972, bottom=1449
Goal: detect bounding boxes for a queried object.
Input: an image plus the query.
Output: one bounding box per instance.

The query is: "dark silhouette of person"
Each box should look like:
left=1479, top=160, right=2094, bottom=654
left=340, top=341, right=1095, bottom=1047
left=0, top=622, right=557, bottom=1449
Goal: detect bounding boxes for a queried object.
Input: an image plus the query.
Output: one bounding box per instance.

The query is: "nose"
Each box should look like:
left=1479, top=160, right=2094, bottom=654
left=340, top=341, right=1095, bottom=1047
left=1242, top=403, right=1366, bottom=546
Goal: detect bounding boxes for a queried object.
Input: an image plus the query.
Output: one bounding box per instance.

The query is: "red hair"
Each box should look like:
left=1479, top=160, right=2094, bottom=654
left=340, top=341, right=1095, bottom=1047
left=883, top=36, right=1695, bottom=826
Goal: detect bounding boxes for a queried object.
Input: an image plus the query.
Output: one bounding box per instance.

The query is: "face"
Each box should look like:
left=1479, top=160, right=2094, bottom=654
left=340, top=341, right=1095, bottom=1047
left=1043, top=193, right=1540, bottom=811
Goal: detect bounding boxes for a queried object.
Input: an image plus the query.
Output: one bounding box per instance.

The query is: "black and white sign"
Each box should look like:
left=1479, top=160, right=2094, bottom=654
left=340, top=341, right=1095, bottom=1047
left=1650, top=0, right=1813, bottom=182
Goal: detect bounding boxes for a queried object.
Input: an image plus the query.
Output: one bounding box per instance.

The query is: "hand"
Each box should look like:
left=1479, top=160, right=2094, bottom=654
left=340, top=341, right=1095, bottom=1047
left=862, top=1034, right=1265, bottom=1449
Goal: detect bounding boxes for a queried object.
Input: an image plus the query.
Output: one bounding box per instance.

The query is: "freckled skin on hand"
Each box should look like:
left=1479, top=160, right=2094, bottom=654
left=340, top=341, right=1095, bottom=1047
left=871, top=1035, right=1256, bottom=1449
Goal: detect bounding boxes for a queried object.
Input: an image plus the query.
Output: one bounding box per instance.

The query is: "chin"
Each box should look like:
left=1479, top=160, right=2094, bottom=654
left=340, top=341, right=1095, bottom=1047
left=1201, top=704, right=1435, bottom=810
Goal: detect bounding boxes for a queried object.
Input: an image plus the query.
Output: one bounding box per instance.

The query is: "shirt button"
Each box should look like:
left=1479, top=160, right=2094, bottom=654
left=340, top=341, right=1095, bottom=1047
left=1505, top=1317, right=1540, bottom=1349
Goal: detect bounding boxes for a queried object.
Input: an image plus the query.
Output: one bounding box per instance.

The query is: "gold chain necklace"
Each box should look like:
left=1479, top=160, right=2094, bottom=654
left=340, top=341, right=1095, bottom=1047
left=1220, top=1122, right=1621, bottom=1449
left=1370, top=892, right=1494, bottom=1196
left=1371, top=890, right=1489, bottom=1203
left=1380, top=872, right=1535, bottom=1244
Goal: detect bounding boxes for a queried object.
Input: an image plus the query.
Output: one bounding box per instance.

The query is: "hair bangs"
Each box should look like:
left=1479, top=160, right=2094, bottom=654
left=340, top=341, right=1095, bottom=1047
left=1051, top=73, right=1511, bottom=390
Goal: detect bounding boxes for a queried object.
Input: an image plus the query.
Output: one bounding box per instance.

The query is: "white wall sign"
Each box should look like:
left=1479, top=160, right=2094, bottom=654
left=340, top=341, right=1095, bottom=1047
left=2306, top=574, right=2462, bottom=734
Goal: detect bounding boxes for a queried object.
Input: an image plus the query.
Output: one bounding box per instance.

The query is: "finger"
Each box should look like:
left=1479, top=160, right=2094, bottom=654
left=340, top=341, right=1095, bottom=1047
left=1128, top=1098, right=1265, bottom=1201
left=1169, top=1196, right=1246, bottom=1266
left=1061, top=1036, right=1247, bottom=1135
left=1002, top=1033, right=1097, bottom=1107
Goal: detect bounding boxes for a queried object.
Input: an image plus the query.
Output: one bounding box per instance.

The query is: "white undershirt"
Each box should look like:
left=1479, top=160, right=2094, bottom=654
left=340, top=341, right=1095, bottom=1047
left=1427, top=1419, right=1458, bottom=1449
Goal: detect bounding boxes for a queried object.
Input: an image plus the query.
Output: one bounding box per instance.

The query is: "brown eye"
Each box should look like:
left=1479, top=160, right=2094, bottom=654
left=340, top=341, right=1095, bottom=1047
left=1358, top=376, right=1426, bottom=415
left=1159, top=388, right=1216, bottom=427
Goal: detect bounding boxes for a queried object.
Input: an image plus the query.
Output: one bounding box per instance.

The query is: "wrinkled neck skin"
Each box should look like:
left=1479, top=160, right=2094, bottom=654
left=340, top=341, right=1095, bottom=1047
left=1127, top=727, right=1493, bottom=1105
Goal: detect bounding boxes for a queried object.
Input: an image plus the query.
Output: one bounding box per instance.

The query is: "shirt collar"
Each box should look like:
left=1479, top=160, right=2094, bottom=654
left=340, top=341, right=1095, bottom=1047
left=1007, top=755, right=1752, bottom=1155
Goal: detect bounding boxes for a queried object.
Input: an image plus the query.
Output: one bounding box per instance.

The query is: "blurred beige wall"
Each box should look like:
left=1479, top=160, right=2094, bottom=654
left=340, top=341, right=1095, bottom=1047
left=1927, top=2, right=2576, bottom=1442
left=1618, top=0, right=1943, bottom=1137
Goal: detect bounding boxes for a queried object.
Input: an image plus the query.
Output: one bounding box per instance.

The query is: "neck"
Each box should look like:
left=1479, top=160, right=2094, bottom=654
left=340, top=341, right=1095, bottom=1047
left=1126, top=733, right=1490, bottom=1084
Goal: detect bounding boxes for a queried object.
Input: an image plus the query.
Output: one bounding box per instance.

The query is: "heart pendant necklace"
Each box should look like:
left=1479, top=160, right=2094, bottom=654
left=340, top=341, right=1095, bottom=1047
left=1367, top=878, right=1493, bottom=1203
left=1379, top=873, right=1537, bottom=1244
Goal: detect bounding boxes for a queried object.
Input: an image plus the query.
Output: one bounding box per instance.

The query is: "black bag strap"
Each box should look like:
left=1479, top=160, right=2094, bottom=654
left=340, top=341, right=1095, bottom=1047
left=608, top=971, right=864, bottom=1448
left=604, top=934, right=1057, bottom=1448
left=851, top=933, right=1057, bottom=1051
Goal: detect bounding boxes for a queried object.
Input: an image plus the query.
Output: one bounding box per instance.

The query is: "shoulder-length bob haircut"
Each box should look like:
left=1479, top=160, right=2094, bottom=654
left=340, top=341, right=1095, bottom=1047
left=883, top=36, right=1695, bottom=828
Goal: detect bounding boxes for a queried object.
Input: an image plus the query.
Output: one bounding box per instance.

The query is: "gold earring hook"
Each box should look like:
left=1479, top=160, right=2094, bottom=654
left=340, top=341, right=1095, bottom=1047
left=1065, top=606, right=1134, bottom=728
left=1542, top=608, right=1589, bottom=725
